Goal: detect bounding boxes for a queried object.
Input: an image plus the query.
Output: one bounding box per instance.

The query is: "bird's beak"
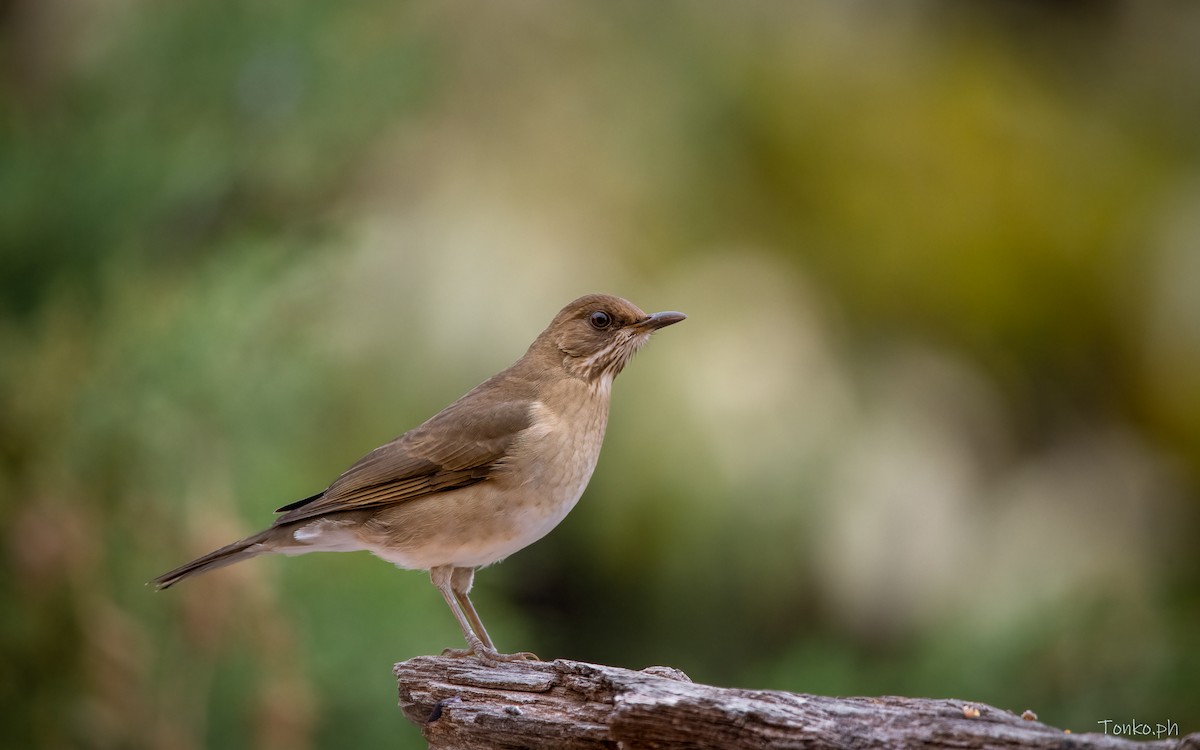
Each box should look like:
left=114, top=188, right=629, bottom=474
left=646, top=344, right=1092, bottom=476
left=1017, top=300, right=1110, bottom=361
left=635, top=310, right=687, bottom=331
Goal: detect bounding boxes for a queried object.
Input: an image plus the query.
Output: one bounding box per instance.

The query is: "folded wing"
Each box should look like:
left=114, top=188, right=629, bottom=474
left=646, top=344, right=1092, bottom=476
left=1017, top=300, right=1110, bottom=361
left=272, top=387, right=532, bottom=526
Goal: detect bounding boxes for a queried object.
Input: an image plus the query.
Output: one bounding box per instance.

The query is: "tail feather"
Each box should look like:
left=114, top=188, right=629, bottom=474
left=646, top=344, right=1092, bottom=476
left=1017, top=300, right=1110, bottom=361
left=151, top=530, right=273, bottom=590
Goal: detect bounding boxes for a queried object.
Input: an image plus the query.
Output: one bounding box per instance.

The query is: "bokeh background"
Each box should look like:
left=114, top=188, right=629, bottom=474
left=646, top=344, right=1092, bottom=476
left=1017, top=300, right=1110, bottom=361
left=3, top=2, right=1199, bottom=748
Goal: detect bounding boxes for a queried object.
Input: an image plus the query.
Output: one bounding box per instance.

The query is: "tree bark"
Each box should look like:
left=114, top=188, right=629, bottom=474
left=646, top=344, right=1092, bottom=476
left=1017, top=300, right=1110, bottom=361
left=394, top=656, right=1195, bottom=750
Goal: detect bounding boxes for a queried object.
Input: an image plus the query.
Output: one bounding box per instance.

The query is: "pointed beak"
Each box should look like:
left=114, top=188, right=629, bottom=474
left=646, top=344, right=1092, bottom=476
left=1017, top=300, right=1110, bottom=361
left=636, top=310, right=687, bottom=331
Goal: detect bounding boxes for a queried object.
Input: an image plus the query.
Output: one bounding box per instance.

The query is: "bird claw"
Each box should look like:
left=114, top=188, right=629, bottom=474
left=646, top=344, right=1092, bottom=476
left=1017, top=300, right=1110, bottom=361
left=493, top=650, right=540, bottom=663
left=440, top=646, right=540, bottom=667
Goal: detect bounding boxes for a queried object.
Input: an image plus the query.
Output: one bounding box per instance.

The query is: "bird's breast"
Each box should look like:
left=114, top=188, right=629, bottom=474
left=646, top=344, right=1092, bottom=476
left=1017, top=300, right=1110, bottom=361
left=360, top=380, right=612, bottom=570
left=504, top=382, right=610, bottom=509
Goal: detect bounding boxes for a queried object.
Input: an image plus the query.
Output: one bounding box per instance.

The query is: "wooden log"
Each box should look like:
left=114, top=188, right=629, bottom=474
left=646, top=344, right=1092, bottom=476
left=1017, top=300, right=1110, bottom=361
left=394, top=655, right=1197, bottom=749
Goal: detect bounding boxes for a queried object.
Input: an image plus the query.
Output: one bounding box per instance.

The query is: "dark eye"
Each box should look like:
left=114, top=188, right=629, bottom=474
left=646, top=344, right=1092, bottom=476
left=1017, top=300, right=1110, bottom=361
left=589, top=310, right=612, bottom=329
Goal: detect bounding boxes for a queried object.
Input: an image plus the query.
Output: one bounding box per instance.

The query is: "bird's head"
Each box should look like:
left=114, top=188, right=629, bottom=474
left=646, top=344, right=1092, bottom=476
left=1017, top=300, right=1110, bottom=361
left=537, top=294, right=686, bottom=385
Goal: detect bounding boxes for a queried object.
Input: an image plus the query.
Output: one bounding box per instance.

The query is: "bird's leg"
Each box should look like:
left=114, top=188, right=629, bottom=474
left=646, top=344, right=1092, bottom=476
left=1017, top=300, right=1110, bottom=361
left=450, top=566, right=539, bottom=662
left=429, top=566, right=538, bottom=666
left=449, top=567, right=495, bottom=651
left=430, top=566, right=494, bottom=664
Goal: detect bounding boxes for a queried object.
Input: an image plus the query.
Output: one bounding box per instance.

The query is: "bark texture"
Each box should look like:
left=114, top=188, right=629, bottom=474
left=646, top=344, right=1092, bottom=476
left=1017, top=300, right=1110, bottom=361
left=394, top=655, right=1197, bottom=749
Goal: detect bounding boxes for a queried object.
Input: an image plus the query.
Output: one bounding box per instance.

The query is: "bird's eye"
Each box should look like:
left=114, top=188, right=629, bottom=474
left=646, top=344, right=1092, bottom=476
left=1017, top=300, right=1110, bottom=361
left=589, top=310, right=612, bottom=329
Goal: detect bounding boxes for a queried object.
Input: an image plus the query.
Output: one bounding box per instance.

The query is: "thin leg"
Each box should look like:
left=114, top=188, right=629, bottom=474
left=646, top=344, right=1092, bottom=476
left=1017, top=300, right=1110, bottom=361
left=429, top=566, right=491, bottom=659
left=450, top=567, right=496, bottom=651
left=429, top=565, right=539, bottom=666
left=452, top=566, right=538, bottom=662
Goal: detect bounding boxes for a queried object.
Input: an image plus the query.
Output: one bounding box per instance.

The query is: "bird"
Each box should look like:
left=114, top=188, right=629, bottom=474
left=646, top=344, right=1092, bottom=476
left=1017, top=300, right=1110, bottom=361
left=152, top=293, right=686, bottom=665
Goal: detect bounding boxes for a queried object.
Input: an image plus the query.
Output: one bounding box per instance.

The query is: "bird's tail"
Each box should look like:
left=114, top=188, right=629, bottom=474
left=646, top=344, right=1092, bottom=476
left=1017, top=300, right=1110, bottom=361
left=151, top=529, right=274, bottom=590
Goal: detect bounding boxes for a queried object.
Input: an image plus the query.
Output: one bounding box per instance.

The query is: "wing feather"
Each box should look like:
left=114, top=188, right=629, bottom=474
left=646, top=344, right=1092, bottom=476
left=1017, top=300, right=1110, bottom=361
left=272, top=379, right=534, bottom=526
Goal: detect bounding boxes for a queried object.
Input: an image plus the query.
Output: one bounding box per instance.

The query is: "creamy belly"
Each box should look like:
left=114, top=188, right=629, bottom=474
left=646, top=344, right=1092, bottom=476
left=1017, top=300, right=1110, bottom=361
left=362, top=477, right=591, bottom=569
left=332, top=387, right=610, bottom=570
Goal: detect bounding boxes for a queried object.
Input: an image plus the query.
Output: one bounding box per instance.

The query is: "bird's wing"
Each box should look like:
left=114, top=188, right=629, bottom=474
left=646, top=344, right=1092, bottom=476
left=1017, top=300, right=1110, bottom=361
left=272, top=387, right=532, bottom=526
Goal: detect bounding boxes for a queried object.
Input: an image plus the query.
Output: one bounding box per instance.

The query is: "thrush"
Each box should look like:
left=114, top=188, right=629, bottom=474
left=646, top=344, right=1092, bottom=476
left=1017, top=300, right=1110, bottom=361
left=152, top=293, right=685, bottom=665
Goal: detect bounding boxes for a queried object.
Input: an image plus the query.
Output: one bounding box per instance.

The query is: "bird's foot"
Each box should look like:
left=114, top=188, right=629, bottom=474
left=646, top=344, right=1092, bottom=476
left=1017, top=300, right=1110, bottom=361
left=441, top=646, right=540, bottom=667
left=486, top=649, right=540, bottom=664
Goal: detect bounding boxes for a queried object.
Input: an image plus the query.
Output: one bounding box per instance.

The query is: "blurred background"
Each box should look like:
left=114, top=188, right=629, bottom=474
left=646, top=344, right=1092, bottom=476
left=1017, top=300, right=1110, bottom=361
left=3, top=1, right=1199, bottom=747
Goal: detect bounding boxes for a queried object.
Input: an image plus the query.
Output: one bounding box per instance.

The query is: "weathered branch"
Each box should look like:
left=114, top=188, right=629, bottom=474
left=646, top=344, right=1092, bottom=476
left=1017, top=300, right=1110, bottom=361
left=395, top=655, right=1196, bottom=750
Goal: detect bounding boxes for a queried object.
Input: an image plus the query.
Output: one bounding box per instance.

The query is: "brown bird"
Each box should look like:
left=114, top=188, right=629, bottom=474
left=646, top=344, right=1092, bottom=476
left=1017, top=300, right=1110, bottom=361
left=153, top=294, right=685, bottom=665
